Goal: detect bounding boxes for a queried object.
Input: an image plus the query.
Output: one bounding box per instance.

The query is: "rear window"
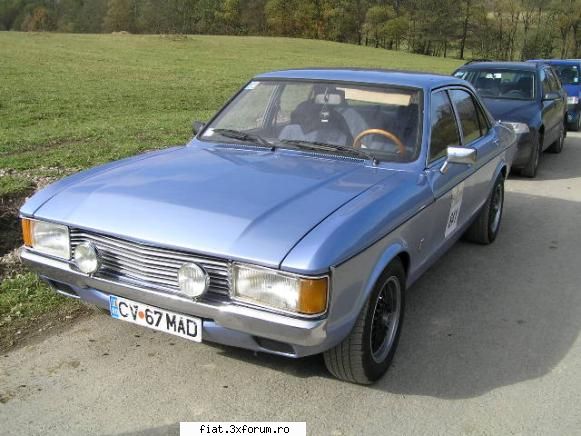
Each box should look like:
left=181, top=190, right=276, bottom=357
left=553, top=65, right=580, bottom=85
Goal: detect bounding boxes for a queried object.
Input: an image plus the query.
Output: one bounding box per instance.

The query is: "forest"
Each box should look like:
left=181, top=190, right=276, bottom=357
left=1, top=0, right=580, bottom=60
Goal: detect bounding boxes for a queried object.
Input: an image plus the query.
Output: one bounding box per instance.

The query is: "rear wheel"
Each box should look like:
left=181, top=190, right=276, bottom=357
left=570, top=116, right=581, bottom=132
left=548, top=123, right=565, bottom=153
left=464, top=175, right=504, bottom=245
left=323, top=259, right=405, bottom=384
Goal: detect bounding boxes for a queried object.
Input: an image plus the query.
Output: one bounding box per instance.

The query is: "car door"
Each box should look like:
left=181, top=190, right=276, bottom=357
left=548, top=67, right=567, bottom=125
left=540, top=67, right=560, bottom=147
left=425, top=89, right=474, bottom=251
left=448, top=88, right=500, bottom=214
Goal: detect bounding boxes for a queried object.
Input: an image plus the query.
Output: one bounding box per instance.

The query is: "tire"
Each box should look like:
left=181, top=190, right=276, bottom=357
left=323, top=259, right=405, bottom=384
left=520, top=136, right=541, bottom=178
left=548, top=123, right=565, bottom=153
left=570, top=116, right=581, bottom=132
left=464, top=175, right=505, bottom=245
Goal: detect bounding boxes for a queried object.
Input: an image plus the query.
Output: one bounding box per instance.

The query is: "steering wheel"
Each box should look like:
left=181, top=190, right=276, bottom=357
left=353, top=128, right=406, bottom=155
left=504, top=89, right=526, bottom=98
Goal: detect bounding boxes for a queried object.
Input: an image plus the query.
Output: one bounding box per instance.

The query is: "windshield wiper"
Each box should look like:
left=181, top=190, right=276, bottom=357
left=280, top=139, right=378, bottom=165
left=212, top=129, right=275, bottom=151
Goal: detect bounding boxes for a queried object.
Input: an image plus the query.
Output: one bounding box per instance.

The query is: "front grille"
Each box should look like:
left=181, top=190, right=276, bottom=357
left=70, top=229, right=231, bottom=298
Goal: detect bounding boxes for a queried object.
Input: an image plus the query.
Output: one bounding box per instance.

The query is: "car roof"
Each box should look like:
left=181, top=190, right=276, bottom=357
left=528, top=59, right=581, bottom=65
left=254, top=68, right=467, bottom=91
left=458, top=61, right=539, bottom=71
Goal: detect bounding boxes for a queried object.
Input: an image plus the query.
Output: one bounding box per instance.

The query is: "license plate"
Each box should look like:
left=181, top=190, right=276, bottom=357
left=109, top=295, right=201, bottom=342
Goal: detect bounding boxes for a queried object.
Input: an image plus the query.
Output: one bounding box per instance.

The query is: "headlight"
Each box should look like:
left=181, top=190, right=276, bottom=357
left=503, top=122, right=530, bottom=134
left=232, top=265, right=328, bottom=316
left=567, top=96, right=579, bottom=105
left=74, top=242, right=99, bottom=274
left=21, top=218, right=70, bottom=259
left=178, top=263, right=209, bottom=298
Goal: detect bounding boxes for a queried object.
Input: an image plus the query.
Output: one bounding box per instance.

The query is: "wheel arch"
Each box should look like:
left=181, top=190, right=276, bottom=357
left=363, top=244, right=410, bottom=301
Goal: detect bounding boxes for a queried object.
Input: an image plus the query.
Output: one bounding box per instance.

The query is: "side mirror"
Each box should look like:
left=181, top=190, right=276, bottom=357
left=192, top=120, right=205, bottom=135
left=543, top=91, right=560, bottom=101
left=440, top=147, right=477, bottom=174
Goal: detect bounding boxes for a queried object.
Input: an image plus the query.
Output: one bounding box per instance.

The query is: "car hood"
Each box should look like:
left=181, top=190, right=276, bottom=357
left=482, top=98, right=538, bottom=124
left=32, top=144, right=392, bottom=268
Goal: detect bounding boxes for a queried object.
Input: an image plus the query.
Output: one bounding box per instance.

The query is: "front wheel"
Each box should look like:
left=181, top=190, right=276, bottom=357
left=464, top=175, right=505, bottom=245
left=548, top=123, right=565, bottom=153
left=323, top=259, right=405, bottom=384
left=520, top=139, right=540, bottom=178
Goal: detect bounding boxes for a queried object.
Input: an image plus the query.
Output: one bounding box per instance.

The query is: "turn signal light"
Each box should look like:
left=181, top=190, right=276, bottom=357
left=297, top=277, right=329, bottom=315
left=21, top=218, right=32, bottom=247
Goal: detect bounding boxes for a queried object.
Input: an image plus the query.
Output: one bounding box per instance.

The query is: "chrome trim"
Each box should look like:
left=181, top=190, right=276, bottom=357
left=20, top=248, right=328, bottom=348
left=231, top=262, right=330, bottom=319
left=69, top=229, right=231, bottom=299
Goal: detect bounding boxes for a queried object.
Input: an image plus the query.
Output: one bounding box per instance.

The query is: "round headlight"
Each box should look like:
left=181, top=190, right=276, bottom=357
left=74, top=242, right=100, bottom=274
left=178, top=263, right=208, bottom=298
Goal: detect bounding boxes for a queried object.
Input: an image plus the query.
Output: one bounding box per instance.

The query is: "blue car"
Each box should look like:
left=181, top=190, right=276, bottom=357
left=454, top=61, right=567, bottom=178
left=20, top=69, right=516, bottom=384
left=529, top=59, right=581, bottom=131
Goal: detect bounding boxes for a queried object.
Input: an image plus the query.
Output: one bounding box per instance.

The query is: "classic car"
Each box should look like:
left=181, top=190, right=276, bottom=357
left=528, top=59, right=581, bottom=131
left=20, top=69, right=516, bottom=384
left=454, top=61, right=567, bottom=178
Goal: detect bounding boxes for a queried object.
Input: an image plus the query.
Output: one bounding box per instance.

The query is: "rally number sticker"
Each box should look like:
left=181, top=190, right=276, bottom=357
left=445, top=182, right=465, bottom=238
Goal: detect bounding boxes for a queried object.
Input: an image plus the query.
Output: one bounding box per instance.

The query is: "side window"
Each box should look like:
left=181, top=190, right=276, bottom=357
left=449, top=89, right=483, bottom=144
left=429, top=91, right=460, bottom=162
left=541, top=69, right=551, bottom=96
left=547, top=69, right=561, bottom=91
left=475, top=102, right=490, bottom=135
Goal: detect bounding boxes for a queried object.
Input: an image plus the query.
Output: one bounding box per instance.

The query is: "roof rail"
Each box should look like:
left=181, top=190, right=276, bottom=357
left=464, top=58, right=492, bottom=65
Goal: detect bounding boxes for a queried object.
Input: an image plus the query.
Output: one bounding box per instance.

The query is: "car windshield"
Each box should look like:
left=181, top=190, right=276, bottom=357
left=552, top=64, right=580, bottom=85
left=454, top=69, right=535, bottom=100
left=202, top=80, right=423, bottom=162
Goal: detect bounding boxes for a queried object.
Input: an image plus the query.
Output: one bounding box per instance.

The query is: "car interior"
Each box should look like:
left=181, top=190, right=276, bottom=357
left=275, top=84, right=421, bottom=158
left=470, top=72, right=534, bottom=99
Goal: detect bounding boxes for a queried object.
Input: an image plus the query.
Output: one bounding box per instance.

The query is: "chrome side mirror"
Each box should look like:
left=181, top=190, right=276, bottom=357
left=440, top=147, right=477, bottom=174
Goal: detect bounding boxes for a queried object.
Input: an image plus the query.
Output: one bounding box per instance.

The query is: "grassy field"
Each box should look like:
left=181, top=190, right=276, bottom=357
left=0, top=32, right=463, bottom=349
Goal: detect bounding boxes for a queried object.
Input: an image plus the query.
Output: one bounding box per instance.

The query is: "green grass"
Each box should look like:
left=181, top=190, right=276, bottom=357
left=0, top=32, right=462, bottom=346
left=0, top=32, right=463, bottom=175
left=0, top=174, right=33, bottom=197
left=0, top=273, right=73, bottom=325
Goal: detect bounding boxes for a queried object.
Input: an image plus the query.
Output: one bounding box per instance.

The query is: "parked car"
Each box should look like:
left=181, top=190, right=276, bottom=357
left=20, top=69, right=516, bottom=384
left=454, top=61, right=567, bottom=178
left=528, top=59, right=581, bottom=131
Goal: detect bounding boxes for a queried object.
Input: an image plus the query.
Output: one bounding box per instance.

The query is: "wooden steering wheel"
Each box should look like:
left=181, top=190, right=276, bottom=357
left=353, top=128, right=406, bottom=155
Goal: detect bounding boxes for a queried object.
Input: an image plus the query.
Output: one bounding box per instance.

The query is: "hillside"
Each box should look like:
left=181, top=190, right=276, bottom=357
left=0, top=32, right=463, bottom=173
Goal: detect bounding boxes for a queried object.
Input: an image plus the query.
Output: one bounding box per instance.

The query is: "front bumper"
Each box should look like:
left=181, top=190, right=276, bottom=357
left=21, top=248, right=330, bottom=357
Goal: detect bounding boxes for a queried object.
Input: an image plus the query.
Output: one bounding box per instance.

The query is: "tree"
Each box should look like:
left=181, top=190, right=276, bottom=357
left=265, top=0, right=298, bottom=36
left=21, top=6, right=55, bottom=32
left=103, top=0, right=135, bottom=33
left=364, top=4, right=395, bottom=48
